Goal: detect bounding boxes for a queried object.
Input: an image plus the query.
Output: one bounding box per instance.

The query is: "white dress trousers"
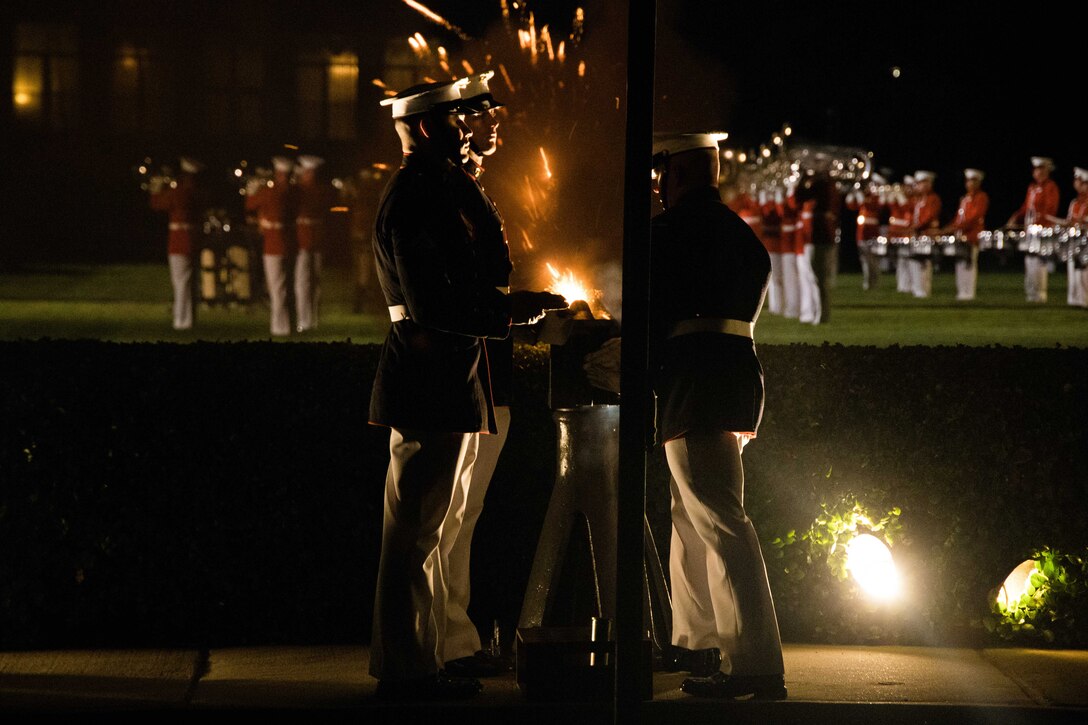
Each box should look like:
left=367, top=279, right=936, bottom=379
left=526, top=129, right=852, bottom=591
left=910, top=257, right=932, bottom=298
left=798, top=245, right=821, bottom=324
left=294, top=249, right=323, bottom=331
left=439, top=406, right=511, bottom=662
left=766, top=253, right=784, bottom=315
left=1024, top=254, right=1048, bottom=303
left=1067, top=257, right=1085, bottom=307
left=262, top=254, right=291, bottom=336
left=955, top=246, right=979, bottom=301
left=370, top=428, right=477, bottom=681
left=665, top=431, right=784, bottom=677
left=168, top=253, right=193, bottom=330
left=781, top=253, right=800, bottom=319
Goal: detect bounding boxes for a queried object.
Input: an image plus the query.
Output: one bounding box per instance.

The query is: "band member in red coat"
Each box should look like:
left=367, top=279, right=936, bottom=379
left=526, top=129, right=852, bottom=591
left=149, top=156, right=205, bottom=330
left=1007, top=156, right=1061, bottom=303
left=1054, top=166, right=1088, bottom=307
left=294, top=155, right=334, bottom=332
left=890, top=175, right=914, bottom=293
left=779, top=185, right=801, bottom=318
left=910, top=170, right=941, bottom=298
left=761, top=189, right=785, bottom=314
left=942, top=169, right=990, bottom=301
left=246, top=155, right=297, bottom=335
left=845, top=176, right=885, bottom=291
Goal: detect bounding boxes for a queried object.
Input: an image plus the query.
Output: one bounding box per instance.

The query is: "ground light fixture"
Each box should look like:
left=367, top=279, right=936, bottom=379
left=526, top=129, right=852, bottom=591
left=845, top=533, right=900, bottom=601
left=996, top=559, right=1037, bottom=609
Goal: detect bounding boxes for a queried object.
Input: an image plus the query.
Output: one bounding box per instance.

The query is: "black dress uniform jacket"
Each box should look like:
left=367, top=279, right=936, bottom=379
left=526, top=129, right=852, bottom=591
left=650, top=187, right=771, bottom=441
left=369, top=151, right=512, bottom=433
left=464, top=161, right=515, bottom=407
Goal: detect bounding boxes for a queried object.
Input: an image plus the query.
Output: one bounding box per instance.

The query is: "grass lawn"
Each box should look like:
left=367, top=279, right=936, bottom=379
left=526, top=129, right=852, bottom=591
left=1, top=261, right=1086, bottom=346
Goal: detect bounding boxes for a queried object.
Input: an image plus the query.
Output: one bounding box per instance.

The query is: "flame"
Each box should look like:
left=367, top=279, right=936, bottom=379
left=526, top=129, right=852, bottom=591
left=557, top=41, right=565, bottom=62
left=578, top=60, right=586, bottom=77
left=546, top=262, right=594, bottom=307
left=462, top=59, right=474, bottom=75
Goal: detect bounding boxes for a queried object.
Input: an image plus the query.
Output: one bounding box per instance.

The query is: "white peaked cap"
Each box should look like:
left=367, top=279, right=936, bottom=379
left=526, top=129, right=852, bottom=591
left=903, top=175, right=915, bottom=185
left=914, top=170, right=936, bottom=182
left=1031, top=156, right=1055, bottom=169
left=964, top=168, right=985, bottom=180
left=179, top=157, right=204, bottom=174
left=461, top=71, right=504, bottom=112
left=870, top=173, right=887, bottom=184
left=380, top=79, right=470, bottom=119
left=1075, top=167, right=1088, bottom=181
left=272, top=156, right=294, bottom=173
left=652, top=132, right=726, bottom=157
left=297, top=155, right=325, bottom=170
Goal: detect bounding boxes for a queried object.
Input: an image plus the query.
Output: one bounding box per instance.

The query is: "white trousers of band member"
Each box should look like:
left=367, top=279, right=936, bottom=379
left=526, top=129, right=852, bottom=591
left=262, top=254, right=291, bottom=336
left=859, top=245, right=880, bottom=291
left=781, top=253, right=800, bottom=319
left=956, top=247, right=979, bottom=301
left=1067, top=257, right=1085, bottom=307
left=766, top=253, right=784, bottom=315
left=370, top=428, right=477, bottom=681
left=295, top=249, right=322, bottom=331
left=910, top=258, right=932, bottom=298
left=666, top=431, right=784, bottom=677
left=896, top=249, right=911, bottom=293
left=798, top=245, right=821, bottom=324
left=439, top=406, right=511, bottom=662
left=1024, top=254, right=1048, bottom=303
left=168, top=253, right=193, bottom=330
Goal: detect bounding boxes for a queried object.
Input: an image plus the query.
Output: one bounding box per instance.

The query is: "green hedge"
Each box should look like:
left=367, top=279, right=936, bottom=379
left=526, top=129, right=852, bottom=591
left=1, top=341, right=1085, bottom=649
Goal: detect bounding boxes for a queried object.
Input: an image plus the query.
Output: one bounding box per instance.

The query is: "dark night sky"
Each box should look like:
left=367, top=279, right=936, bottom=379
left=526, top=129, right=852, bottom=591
left=433, top=0, right=1088, bottom=220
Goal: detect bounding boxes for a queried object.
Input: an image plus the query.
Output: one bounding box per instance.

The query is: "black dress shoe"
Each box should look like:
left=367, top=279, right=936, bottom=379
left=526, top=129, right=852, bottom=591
left=375, top=671, right=482, bottom=701
left=663, top=646, right=722, bottom=677
left=444, top=650, right=512, bottom=678
left=680, top=671, right=787, bottom=700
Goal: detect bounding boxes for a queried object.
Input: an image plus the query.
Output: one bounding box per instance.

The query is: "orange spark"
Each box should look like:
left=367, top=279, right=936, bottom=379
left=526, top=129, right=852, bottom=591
left=498, top=64, right=515, bottom=93
left=557, top=41, right=566, bottom=62
left=539, top=147, right=553, bottom=180
left=578, top=60, right=586, bottom=77
left=400, top=0, right=470, bottom=40
left=462, top=59, right=475, bottom=75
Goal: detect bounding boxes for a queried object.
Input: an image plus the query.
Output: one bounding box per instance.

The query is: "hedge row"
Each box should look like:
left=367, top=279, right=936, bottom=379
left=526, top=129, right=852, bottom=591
left=1, top=341, right=1085, bottom=649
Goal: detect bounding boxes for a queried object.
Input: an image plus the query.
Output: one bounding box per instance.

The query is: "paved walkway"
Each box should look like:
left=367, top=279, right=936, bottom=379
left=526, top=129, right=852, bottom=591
left=1, top=644, right=1086, bottom=723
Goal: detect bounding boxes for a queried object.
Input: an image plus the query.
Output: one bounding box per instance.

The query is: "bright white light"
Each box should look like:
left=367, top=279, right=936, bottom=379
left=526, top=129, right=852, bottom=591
left=846, top=534, right=900, bottom=601
left=996, top=559, right=1036, bottom=609
left=891, top=67, right=902, bottom=79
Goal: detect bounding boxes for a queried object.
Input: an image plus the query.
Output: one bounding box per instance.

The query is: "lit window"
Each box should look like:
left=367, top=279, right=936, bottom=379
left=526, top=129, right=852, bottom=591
left=296, top=50, right=359, bottom=141
left=111, top=44, right=158, bottom=133
left=13, top=23, right=79, bottom=130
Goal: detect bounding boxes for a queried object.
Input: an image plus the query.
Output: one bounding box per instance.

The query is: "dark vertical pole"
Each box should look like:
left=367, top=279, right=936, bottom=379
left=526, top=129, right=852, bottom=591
left=615, top=1, right=656, bottom=723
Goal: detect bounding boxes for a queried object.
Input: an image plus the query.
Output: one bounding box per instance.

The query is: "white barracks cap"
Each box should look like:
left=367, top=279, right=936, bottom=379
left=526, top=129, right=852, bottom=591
left=461, top=71, right=504, bottom=113
left=652, top=132, right=727, bottom=162
left=914, top=170, right=936, bottom=182
left=1031, top=156, right=1055, bottom=170
left=903, top=174, right=915, bottom=185
left=380, top=79, right=472, bottom=119
left=964, top=168, right=985, bottom=181
left=297, top=155, right=325, bottom=170
left=272, top=156, right=294, bottom=173
left=1075, top=167, right=1088, bottom=181
left=179, top=157, right=204, bottom=174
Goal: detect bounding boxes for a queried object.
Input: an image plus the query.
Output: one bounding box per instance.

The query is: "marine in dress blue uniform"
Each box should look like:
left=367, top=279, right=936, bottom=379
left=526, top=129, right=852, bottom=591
left=368, top=79, right=562, bottom=700
left=650, top=132, right=786, bottom=700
